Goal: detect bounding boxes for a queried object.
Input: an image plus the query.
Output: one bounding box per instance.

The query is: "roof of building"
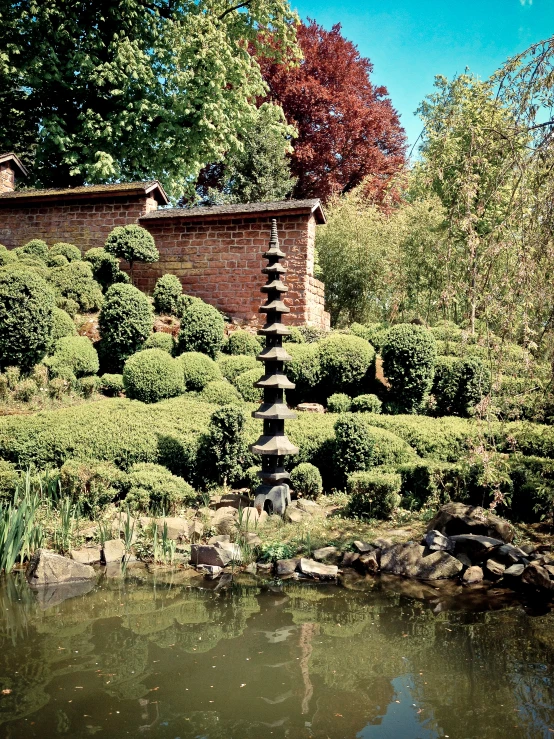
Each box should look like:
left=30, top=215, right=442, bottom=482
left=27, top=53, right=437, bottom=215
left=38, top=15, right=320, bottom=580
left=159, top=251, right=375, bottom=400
left=0, top=180, right=169, bottom=205
left=140, top=199, right=326, bottom=224
left=0, top=152, right=29, bottom=177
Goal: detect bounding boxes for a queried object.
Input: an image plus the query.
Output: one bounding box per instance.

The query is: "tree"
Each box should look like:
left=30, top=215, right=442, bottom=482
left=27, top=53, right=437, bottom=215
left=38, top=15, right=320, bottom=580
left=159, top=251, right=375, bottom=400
left=104, top=225, right=159, bottom=276
left=257, top=20, right=406, bottom=202
left=0, top=0, right=298, bottom=200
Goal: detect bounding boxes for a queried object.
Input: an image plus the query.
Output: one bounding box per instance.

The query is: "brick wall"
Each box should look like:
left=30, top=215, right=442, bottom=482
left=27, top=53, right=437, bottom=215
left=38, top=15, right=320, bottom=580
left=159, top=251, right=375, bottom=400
left=0, top=164, right=14, bottom=194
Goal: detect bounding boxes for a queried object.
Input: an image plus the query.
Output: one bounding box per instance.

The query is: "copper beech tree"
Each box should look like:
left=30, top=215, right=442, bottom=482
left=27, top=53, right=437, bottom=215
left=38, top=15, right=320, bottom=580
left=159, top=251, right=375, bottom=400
left=257, top=20, right=407, bottom=202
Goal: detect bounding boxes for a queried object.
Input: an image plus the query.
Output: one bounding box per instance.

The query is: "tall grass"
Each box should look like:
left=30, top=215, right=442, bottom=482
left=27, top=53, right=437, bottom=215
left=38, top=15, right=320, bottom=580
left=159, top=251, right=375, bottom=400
left=0, top=471, right=45, bottom=572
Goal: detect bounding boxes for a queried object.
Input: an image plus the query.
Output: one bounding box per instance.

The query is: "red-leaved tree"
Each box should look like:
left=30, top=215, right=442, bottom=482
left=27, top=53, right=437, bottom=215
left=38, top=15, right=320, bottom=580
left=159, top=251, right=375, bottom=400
left=257, top=20, right=407, bottom=202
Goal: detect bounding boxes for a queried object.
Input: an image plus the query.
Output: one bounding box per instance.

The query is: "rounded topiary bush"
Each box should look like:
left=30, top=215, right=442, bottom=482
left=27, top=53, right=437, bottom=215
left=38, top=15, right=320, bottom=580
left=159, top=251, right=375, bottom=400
left=286, top=342, right=321, bottom=401
left=381, top=324, right=437, bottom=413
left=79, top=375, right=100, bottom=398
left=349, top=322, right=374, bottom=342
left=0, top=246, right=17, bottom=267
left=234, top=367, right=264, bottom=402
left=283, top=326, right=305, bottom=344
left=99, top=373, right=124, bottom=397
left=290, top=462, right=323, bottom=499
left=0, top=269, right=55, bottom=371
left=351, top=394, right=382, bottom=413
left=50, top=242, right=81, bottom=262
left=56, top=297, right=79, bottom=318
left=105, top=225, right=159, bottom=269
left=98, top=284, right=154, bottom=370
left=20, top=239, right=49, bottom=261
left=47, top=254, right=69, bottom=268
left=227, top=330, right=262, bottom=357
left=50, top=307, right=77, bottom=344
left=217, top=354, right=258, bottom=382
left=432, top=355, right=490, bottom=417
left=153, top=274, right=182, bottom=315
left=333, top=414, right=375, bottom=484
left=319, top=334, right=375, bottom=395
left=125, top=462, right=196, bottom=513
left=48, top=261, right=104, bottom=312
left=327, top=393, right=352, bottom=413
left=46, top=336, right=99, bottom=377
left=14, top=379, right=38, bottom=402
left=177, top=300, right=224, bottom=359
left=347, top=470, right=402, bottom=519
left=123, top=348, right=184, bottom=403
left=200, top=379, right=242, bottom=405
left=179, top=351, right=223, bottom=391
left=142, top=332, right=175, bottom=354
left=84, top=247, right=129, bottom=291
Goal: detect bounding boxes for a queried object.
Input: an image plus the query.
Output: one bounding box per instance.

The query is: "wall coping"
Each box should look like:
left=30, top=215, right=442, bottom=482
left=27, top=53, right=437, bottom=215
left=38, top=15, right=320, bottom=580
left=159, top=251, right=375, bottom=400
left=0, top=180, right=169, bottom=206
left=140, top=199, right=326, bottom=225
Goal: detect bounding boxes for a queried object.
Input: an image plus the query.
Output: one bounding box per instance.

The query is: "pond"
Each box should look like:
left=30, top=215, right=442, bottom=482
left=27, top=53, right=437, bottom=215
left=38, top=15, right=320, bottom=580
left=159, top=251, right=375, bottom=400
left=0, top=567, right=554, bottom=738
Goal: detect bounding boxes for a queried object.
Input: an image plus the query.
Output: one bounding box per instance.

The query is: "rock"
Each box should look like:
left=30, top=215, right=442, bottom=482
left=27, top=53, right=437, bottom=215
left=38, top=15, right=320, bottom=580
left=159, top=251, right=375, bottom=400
left=275, top=558, right=299, bottom=576
left=296, top=499, right=325, bottom=516
left=299, top=558, right=338, bottom=579
left=197, top=564, right=223, bottom=577
left=341, top=552, right=360, bottom=568
left=191, top=544, right=236, bottom=568
left=520, top=543, right=536, bottom=555
left=284, top=507, right=309, bottom=524
left=372, top=537, right=393, bottom=549
left=243, top=563, right=257, bottom=575
left=521, top=562, right=554, bottom=595
left=208, top=534, right=231, bottom=545
left=189, top=520, right=203, bottom=543
left=214, top=540, right=242, bottom=563
left=313, top=546, right=340, bottom=564
left=26, top=549, right=95, bottom=587
left=485, top=558, right=505, bottom=579
left=139, top=516, right=155, bottom=529
left=239, top=507, right=268, bottom=530
left=545, top=565, right=554, bottom=577
left=70, top=547, right=101, bottom=565
left=380, top=542, right=463, bottom=580
left=156, top=517, right=189, bottom=541
left=353, top=540, right=373, bottom=554
left=296, top=403, right=325, bottom=413
left=243, top=532, right=262, bottom=546
left=424, top=530, right=453, bottom=552
left=215, top=493, right=251, bottom=510
left=212, top=506, right=238, bottom=535
left=32, top=580, right=95, bottom=609
left=456, top=553, right=472, bottom=568
left=450, top=534, right=504, bottom=561
left=102, top=539, right=126, bottom=564
left=505, top=563, right=525, bottom=577
left=256, top=561, right=273, bottom=573
left=359, top=550, right=380, bottom=573
left=463, top=566, right=484, bottom=584
left=497, top=543, right=527, bottom=565
left=427, top=502, right=513, bottom=543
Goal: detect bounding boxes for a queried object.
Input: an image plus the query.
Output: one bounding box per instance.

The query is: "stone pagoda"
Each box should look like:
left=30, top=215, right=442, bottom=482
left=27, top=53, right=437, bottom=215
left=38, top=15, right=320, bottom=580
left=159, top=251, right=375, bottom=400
left=250, top=219, right=299, bottom=515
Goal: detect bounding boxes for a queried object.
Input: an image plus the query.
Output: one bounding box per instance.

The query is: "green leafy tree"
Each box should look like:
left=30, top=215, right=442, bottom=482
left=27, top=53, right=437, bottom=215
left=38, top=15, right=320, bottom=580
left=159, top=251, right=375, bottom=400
left=104, top=225, right=159, bottom=276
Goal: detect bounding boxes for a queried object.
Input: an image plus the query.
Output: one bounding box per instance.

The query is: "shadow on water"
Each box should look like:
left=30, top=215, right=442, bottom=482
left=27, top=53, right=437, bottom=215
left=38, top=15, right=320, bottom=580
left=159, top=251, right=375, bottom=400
left=1, top=566, right=554, bottom=738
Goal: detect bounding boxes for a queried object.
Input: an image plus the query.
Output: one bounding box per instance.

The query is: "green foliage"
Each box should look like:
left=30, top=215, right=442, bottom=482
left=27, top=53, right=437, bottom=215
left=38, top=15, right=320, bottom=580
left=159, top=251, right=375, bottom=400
left=98, top=284, right=154, bottom=370
left=349, top=323, right=374, bottom=342
left=153, top=274, right=182, bottom=315
left=333, top=415, right=375, bottom=484
left=234, top=367, right=264, bottom=402
left=200, top=405, right=249, bottom=486
left=0, top=269, right=55, bottom=371
left=0, top=461, right=20, bottom=502
left=105, top=225, right=158, bottom=268
left=79, top=375, right=100, bottom=398
left=200, top=380, right=242, bottom=405
left=60, top=459, right=127, bottom=513
left=432, top=355, right=490, bottom=416
left=179, top=352, right=223, bottom=391
left=327, top=393, right=352, bottom=413
left=258, top=541, right=296, bottom=563
left=45, top=336, right=99, bottom=377
left=283, top=326, right=304, bottom=343
left=13, top=379, right=37, bottom=402
left=177, top=300, right=224, bottom=359
left=298, top=326, right=328, bottom=343
left=290, top=462, right=322, bottom=499
left=217, top=354, right=258, bottom=382
left=347, top=470, right=402, bottom=518
left=142, top=332, right=175, bottom=354
left=351, top=394, right=382, bottom=413
left=318, top=334, right=375, bottom=395
left=0, top=248, right=17, bottom=267
left=227, top=330, right=262, bottom=357
left=4, top=367, right=20, bottom=390
left=50, top=307, right=77, bottom=345
left=244, top=465, right=261, bottom=493
left=47, top=377, right=70, bottom=400
left=381, top=324, right=437, bottom=413
left=50, top=242, right=81, bottom=262
left=84, top=247, right=129, bottom=291
left=429, top=320, right=463, bottom=342
left=123, top=349, right=184, bottom=403
left=99, top=374, right=124, bottom=397
left=48, top=261, right=103, bottom=312
left=398, top=460, right=463, bottom=510
left=286, top=342, right=321, bottom=402
left=20, top=239, right=48, bottom=261
left=56, top=297, right=79, bottom=318
left=126, top=463, right=196, bottom=514
left=47, top=254, right=68, bottom=268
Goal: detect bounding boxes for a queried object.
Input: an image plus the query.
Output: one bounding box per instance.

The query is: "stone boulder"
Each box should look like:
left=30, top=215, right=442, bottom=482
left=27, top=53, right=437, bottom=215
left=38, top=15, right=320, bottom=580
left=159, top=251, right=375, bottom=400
left=27, top=549, right=95, bottom=587
left=358, top=550, right=380, bottom=574
left=70, top=547, right=101, bottom=565
left=485, top=558, right=505, bottom=579
left=427, top=502, right=513, bottom=543
left=296, top=499, right=325, bottom=517
left=212, top=506, right=238, bottom=535
left=380, top=542, right=463, bottom=580
left=299, top=558, right=338, bottom=579
left=284, top=506, right=310, bottom=524
left=424, top=530, right=453, bottom=552
left=341, top=552, right=360, bottom=568
left=191, top=544, right=239, bottom=568
left=313, top=546, right=341, bottom=564
left=353, top=541, right=373, bottom=554
left=521, top=562, right=554, bottom=596
left=296, top=403, right=325, bottom=413
left=156, top=517, right=189, bottom=541
left=275, top=558, right=299, bottom=576
left=450, top=534, right=504, bottom=561
left=102, top=539, right=126, bottom=564
left=463, top=566, right=484, bottom=584
left=215, top=492, right=251, bottom=510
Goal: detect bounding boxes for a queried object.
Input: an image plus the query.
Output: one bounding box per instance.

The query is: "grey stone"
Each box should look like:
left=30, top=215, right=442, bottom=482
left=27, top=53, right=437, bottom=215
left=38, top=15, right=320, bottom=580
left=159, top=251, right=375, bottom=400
left=156, top=517, right=189, bottom=541
left=189, top=520, right=204, bottom=543
left=450, top=534, right=504, bottom=560
left=505, top=563, right=525, bottom=577
left=485, top=558, right=505, bottom=578
left=191, top=544, right=234, bottom=568
left=26, top=549, right=95, bottom=587
left=424, top=530, right=453, bottom=552
left=276, top=558, right=300, bottom=576
left=313, top=546, right=340, bottom=564
left=341, top=552, right=360, bottom=568
left=456, top=553, right=472, bottom=568
left=239, top=507, right=268, bottom=530
left=284, top=506, right=309, bottom=524
left=463, top=565, right=484, bottom=584
left=243, top=532, right=262, bottom=546
left=545, top=565, right=554, bottom=577
left=32, top=580, right=95, bottom=609
left=353, top=540, right=373, bottom=553
left=102, top=538, right=126, bottom=564
left=521, top=562, right=554, bottom=594
left=215, top=493, right=251, bottom=510
left=380, top=542, right=463, bottom=580
left=427, top=502, right=513, bottom=542
left=299, top=558, right=338, bottom=579
left=197, top=564, right=223, bottom=576
left=520, top=543, right=536, bottom=555
left=256, top=561, right=273, bottom=572
left=372, top=537, right=393, bottom=549
left=497, top=543, right=527, bottom=565
left=208, top=534, right=231, bottom=545
left=213, top=506, right=238, bottom=535
left=214, top=540, right=242, bottom=563
left=296, top=402, right=325, bottom=413
left=70, top=547, right=101, bottom=565
left=359, top=550, right=380, bottom=573
left=296, top=499, right=325, bottom=516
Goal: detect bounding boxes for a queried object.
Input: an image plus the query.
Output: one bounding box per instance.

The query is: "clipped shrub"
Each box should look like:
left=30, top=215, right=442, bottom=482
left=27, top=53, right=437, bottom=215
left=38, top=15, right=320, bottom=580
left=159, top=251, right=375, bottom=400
left=290, top=462, right=322, bottom=499
left=298, top=325, right=328, bottom=343
left=381, top=324, right=437, bottom=413
left=0, top=461, right=20, bottom=501
left=31, top=364, right=49, bottom=389
left=20, top=239, right=48, bottom=261
left=429, top=320, right=463, bottom=342
left=234, top=367, right=264, bottom=402
left=105, top=225, right=159, bottom=269
left=432, top=356, right=490, bottom=417
left=4, top=366, right=20, bottom=389
left=84, top=247, right=129, bottom=291
left=79, top=375, right=100, bottom=398
left=347, top=470, right=402, bottom=518
left=177, top=300, right=224, bottom=358
left=47, top=377, right=71, bottom=399
left=153, top=274, right=182, bottom=315
left=318, top=333, right=375, bottom=397
left=13, top=379, right=37, bottom=402
left=200, top=380, right=242, bottom=405
left=45, top=336, right=99, bottom=377
left=218, top=354, right=258, bottom=382
left=98, top=283, right=154, bottom=370
left=50, top=242, right=81, bottom=262
left=398, top=460, right=464, bottom=511
left=56, top=297, right=79, bottom=318
left=286, top=343, right=321, bottom=402
left=0, top=248, right=17, bottom=266
left=48, top=261, right=103, bottom=312
left=327, top=393, right=352, bottom=413
left=351, top=394, right=382, bottom=413
left=0, top=269, right=55, bottom=371
left=99, top=373, right=124, bottom=397
left=199, top=404, right=250, bottom=486
left=176, top=293, right=202, bottom=317
left=227, top=330, right=262, bottom=357
left=283, top=326, right=304, bottom=344
left=349, top=322, right=374, bottom=342
left=125, top=462, right=196, bottom=513
left=142, top=332, right=175, bottom=354
left=47, top=254, right=69, bottom=268
left=51, top=307, right=77, bottom=344
left=179, top=352, right=223, bottom=391
left=364, top=323, right=389, bottom=351
left=123, top=348, right=184, bottom=403
left=60, top=459, right=127, bottom=513
left=7, top=254, right=49, bottom=277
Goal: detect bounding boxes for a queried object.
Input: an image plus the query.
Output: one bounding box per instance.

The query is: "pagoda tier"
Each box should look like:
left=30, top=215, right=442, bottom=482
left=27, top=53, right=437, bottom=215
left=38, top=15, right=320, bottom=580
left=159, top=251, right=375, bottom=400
left=250, top=219, right=298, bottom=516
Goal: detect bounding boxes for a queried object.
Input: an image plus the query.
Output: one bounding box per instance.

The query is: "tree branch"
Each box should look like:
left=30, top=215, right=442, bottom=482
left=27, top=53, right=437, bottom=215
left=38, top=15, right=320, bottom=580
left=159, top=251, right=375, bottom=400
left=218, top=0, right=253, bottom=20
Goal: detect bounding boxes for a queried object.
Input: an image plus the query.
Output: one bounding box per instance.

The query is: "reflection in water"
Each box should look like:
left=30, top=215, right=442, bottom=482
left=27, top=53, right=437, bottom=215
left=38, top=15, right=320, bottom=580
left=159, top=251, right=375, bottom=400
left=0, top=568, right=553, bottom=738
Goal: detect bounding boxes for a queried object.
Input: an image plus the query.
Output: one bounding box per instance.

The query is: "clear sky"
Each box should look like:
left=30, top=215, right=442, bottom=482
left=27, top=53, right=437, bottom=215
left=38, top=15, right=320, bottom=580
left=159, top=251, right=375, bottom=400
left=289, top=0, right=553, bottom=153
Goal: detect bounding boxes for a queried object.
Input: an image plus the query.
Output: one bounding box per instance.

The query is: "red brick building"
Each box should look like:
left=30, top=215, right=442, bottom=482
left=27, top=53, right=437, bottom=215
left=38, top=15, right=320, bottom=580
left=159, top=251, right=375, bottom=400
left=0, top=154, right=329, bottom=328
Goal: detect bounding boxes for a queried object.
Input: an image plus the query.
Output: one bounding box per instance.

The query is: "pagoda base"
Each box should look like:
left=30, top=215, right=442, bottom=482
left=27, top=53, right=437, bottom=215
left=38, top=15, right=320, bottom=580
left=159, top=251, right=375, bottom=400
left=254, top=483, right=291, bottom=516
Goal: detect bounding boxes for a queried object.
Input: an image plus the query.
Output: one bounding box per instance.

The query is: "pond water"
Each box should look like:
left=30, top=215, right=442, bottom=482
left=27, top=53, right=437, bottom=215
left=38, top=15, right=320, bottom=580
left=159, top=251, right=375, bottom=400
left=1, top=567, right=554, bottom=738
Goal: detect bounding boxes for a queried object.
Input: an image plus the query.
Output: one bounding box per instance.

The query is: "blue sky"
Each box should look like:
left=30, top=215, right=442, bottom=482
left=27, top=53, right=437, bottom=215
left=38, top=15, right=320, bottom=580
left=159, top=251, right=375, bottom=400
left=290, top=0, right=553, bottom=153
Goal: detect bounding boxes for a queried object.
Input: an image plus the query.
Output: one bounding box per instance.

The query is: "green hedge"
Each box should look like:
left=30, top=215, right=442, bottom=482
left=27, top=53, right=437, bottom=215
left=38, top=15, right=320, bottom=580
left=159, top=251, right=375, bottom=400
left=45, top=336, right=99, bottom=377
left=227, top=330, right=262, bottom=357
left=290, top=462, right=322, bottom=499
left=153, top=274, right=182, bottom=315
left=123, top=348, right=184, bottom=403
left=142, top=332, right=175, bottom=354
left=381, top=324, right=437, bottom=413
left=98, top=283, right=154, bottom=370
left=48, top=261, right=103, bottom=312
left=286, top=342, right=321, bottom=402
left=234, top=367, right=264, bottom=402
left=200, top=380, right=242, bottom=405
left=177, top=300, right=224, bottom=358
left=347, top=470, right=402, bottom=518
left=50, top=242, right=81, bottom=262
left=126, top=462, right=196, bottom=513
left=84, top=247, right=129, bottom=291
left=179, top=352, right=222, bottom=391
left=217, top=354, right=258, bottom=382
left=318, top=334, right=375, bottom=396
